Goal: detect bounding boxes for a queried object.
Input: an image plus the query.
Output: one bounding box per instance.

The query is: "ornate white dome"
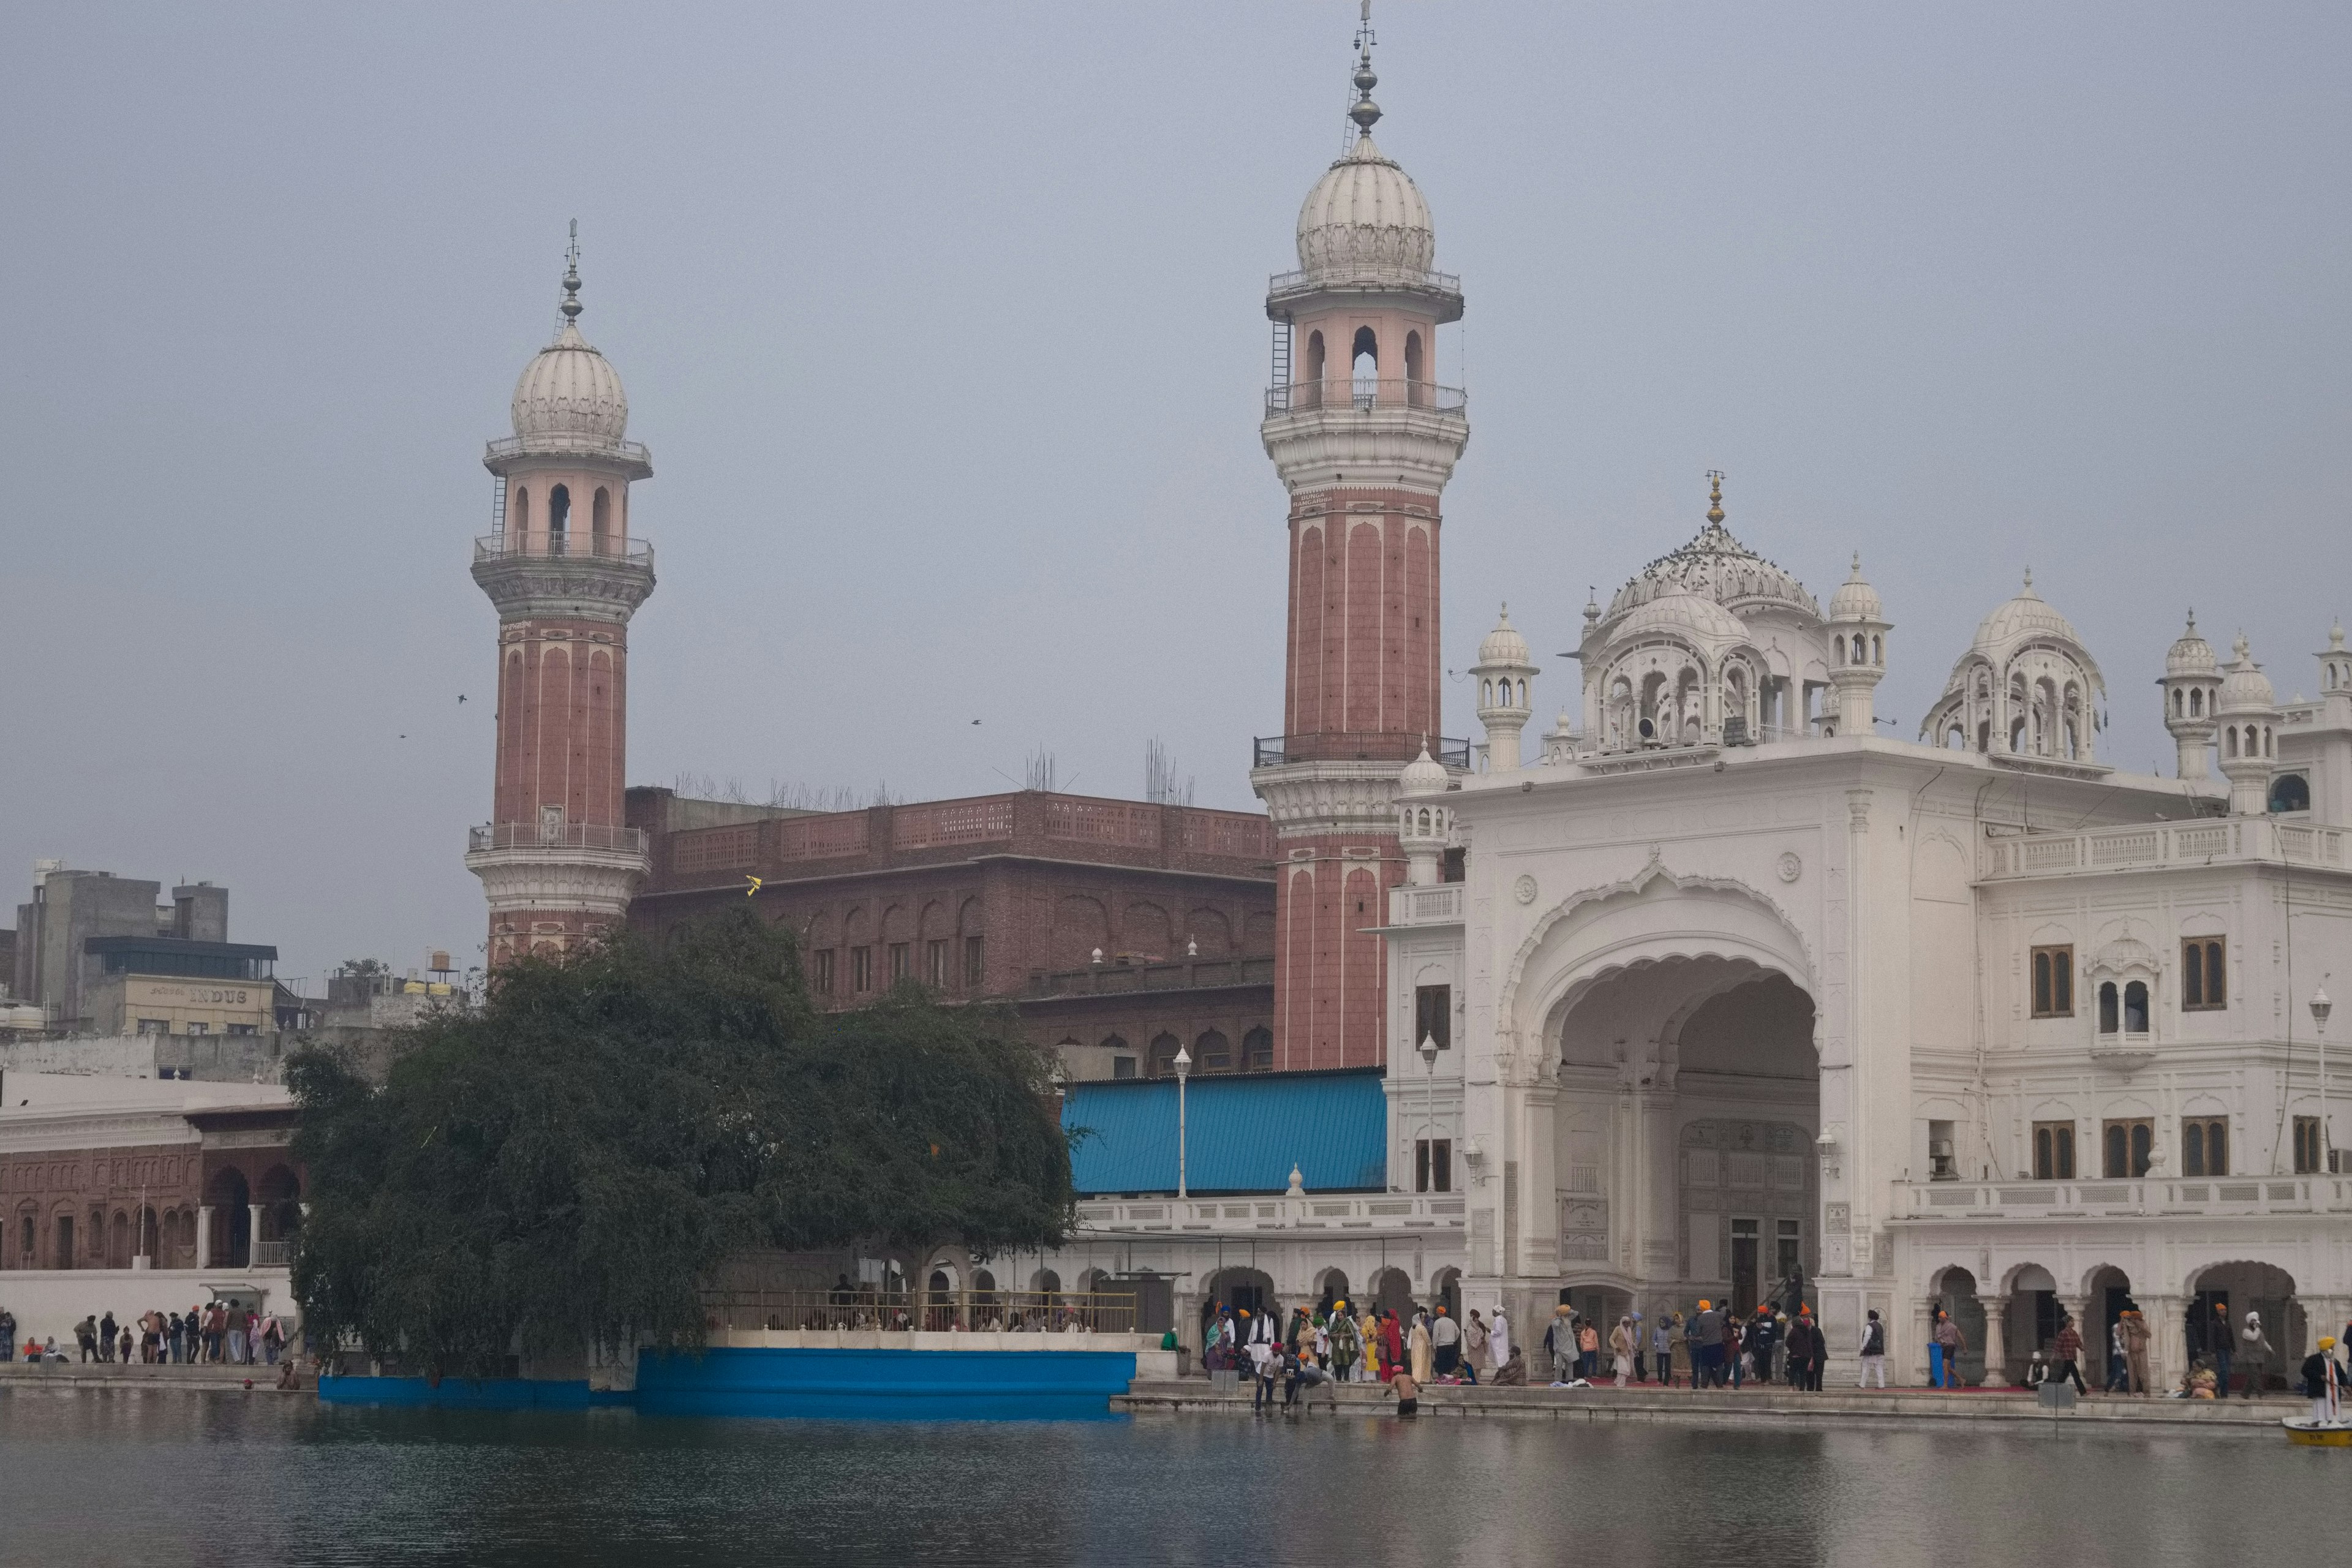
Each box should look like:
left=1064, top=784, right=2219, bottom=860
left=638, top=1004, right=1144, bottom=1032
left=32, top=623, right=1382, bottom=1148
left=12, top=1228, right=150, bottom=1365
left=1826, top=554, right=1883, bottom=624
left=1296, top=134, right=1436, bottom=284
left=1477, top=605, right=1531, bottom=667
left=1967, top=571, right=2086, bottom=661
left=2217, top=633, right=2276, bottom=714
left=2163, top=612, right=2219, bottom=679
left=1608, top=587, right=1751, bottom=651
left=1604, top=479, right=1818, bottom=630
left=1398, top=745, right=1450, bottom=797
left=512, top=318, right=628, bottom=443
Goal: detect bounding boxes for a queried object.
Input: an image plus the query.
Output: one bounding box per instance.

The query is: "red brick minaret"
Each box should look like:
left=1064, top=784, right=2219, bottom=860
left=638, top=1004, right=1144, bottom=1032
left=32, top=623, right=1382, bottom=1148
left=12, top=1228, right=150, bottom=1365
left=465, top=229, right=656, bottom=965
left=1251, top=23, right=1469, bottom=1069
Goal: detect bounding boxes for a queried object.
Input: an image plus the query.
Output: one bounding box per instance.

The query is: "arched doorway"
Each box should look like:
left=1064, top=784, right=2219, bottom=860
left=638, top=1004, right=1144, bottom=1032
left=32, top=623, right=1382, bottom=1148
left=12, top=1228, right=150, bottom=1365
left=1511, top=873, right=1822, bottom=1335
left=1931, top=1266, right=1986, bottom=1386
left=1370, top=1266, right=1415, bottom=1320
left=2084, top=1265, right=2134, bottom=1389
left=1202, top=1265, right=1275, bottom=1349
left=2189, top=1261, right=2302, bottom=1393
left=206, top=1167, right=251, bottom=1269
left=1314, top=1268, right=1350, bottom=1314
left=2003, top=1264, right=2060, bottom=1382
left=257, top=1164, right=301, bottom=1264
left=1431, top=1267, right=1462, bottom=1324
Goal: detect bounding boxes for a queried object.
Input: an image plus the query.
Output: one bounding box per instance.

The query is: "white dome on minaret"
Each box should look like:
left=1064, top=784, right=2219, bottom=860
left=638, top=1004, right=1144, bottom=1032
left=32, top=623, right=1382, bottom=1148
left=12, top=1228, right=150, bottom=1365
left=1292, top=33, right=1436, bottom=285
left=510, top=236, right=630, bottom=444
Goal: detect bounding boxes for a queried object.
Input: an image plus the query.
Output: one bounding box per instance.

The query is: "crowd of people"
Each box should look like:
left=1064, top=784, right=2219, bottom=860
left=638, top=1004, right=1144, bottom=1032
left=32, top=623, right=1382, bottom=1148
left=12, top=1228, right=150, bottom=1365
left=1, top=1303, right=289, bottom=1366
left=1536, top=1300, right=1837, bottom=1390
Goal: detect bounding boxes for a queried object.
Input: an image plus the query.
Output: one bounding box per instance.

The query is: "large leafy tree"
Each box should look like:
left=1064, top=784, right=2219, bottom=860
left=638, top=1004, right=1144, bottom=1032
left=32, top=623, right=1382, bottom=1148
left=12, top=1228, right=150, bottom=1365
left=289, top=908, right=1074, bottom=1378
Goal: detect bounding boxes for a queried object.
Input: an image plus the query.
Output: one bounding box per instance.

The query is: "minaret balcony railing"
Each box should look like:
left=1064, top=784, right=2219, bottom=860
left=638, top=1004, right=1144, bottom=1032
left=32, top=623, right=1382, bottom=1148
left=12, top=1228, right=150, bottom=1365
left=484, top=433, right=652, bottom=466
left=468, top=821, right=648, bottom=856
left=1265, top=379, right=1466, bottom=417
left=1253, top=733, right=1472, bottom=769
left=1267, top=265, right=1461, bottom=298
left=473, top=533, right=654, bottom=568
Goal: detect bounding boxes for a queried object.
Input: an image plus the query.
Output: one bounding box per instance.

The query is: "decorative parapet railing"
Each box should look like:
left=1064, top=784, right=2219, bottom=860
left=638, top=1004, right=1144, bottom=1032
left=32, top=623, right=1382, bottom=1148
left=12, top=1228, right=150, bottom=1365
left=1267, top=265, right=1461, bottom=297
left=483, top=434, right=653, bottom=468
left=467, top=821, right=648, bottom=856
left=1264, top=379, right=1466, bottom=416
left=1978, top=818, right=2344, bottom=880
left=1387, top=884, right=1463, bottom=926
left=1025, top=954, right=1275, bottom=997
left=1896, top=1175, right=2349, bottom=1220
left=473, top=533, right=654, bottom=568
left=1073, top=1193, right=1466, bottom=1232
left=702, top=1287, right=1134, bottom=1335
left=1253, top=733, right=1472, bottom=769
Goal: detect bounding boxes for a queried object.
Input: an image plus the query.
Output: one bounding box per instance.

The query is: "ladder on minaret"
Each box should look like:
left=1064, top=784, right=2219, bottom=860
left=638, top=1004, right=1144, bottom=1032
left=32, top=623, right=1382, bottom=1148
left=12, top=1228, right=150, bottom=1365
left=489, top=472, right=507, bottom=542
left=1270, top=315, right=1293, bottom=412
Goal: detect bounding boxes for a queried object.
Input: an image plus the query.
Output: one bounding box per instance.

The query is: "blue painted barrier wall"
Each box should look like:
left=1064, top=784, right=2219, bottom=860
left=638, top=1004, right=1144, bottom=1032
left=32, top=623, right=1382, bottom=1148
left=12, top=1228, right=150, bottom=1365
left=318, top=1347, right=1139, bottom=1422
left=636, top=1348, right=1137, bottom=1422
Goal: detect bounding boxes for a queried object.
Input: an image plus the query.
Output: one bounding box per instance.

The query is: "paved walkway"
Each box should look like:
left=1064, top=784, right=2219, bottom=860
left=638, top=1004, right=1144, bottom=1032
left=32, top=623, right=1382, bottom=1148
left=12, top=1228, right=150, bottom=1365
left=1117, top=1376, right=2298, bottom=1433
left=0, top=1360, right=300, bottom=1392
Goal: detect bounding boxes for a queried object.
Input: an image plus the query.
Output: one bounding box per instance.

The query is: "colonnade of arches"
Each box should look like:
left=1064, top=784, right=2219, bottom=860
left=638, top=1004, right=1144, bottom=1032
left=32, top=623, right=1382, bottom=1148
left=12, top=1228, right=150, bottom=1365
left=505, top=481, right=620, bottom=556
left=1289, top=325, right=1433, bottom=409
left=7, top=1163, right=299, bottom=1272
left=1926, top=1259, right=2306, bottom=1390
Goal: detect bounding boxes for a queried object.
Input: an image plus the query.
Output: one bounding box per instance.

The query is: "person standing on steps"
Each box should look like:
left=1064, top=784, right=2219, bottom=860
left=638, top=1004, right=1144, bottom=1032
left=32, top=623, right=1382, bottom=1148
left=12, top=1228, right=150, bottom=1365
left=1858, top=1309, right=1889, bottom=1389
left=2209, top=1302, right=2234, bottom=1398
left=2238, top=1309, right=2276, bottom=1397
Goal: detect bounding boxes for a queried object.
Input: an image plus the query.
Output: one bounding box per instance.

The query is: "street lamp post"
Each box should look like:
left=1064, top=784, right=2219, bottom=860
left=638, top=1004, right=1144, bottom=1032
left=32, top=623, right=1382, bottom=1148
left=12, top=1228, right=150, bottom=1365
left=1174, top=1047, right=1192, bottom=1200
left=1420, top=1033, right=1441, bottom=1193
left=2313, top=984, right=2334, bottom=1174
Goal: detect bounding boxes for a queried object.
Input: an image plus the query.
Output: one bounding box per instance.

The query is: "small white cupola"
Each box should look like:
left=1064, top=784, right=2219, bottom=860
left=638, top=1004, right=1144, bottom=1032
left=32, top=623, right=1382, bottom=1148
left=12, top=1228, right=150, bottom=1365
left=2215, top=632, right=2280, bottom=815
left=1396, top=746, right=1453, bottom=886
left=1823, top=553, right=1890, bottom=738
left=2160, top=611, right=2223, bottom=780
left=1470, top=604, right=1538, bottom=772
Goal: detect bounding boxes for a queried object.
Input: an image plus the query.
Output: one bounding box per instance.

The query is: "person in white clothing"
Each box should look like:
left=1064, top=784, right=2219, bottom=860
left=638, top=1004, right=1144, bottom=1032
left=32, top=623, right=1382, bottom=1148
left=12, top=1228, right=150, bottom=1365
left=1857, top=1309, right=1889, bottom=1389
left=1490, top=1308, right=1511, bottom=1373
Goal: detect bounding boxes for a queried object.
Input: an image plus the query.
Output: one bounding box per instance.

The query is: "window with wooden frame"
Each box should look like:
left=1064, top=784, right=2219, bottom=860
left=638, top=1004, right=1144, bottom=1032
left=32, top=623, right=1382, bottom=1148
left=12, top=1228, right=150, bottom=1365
left=2181, top=1116, right=2228, bottom=1177
left=850, top=946, right=873, bottom=993
left=2181, top=937, right=2226, bottom=1009
left=1414, top=984, right=1452, bottom=1052
left=811, top=949, right=835, bottom=996
left=2032, top=1120, right=2076, bottom=1180
left=925, top=939, right=948, bottom=987
left=1415, top=1138, right=1453, bottom=1193
left=2294, top=1115, right=2324, bottom=1175
left=963, top=935, right=986, bottom=989
left=2103, top=1117, right=2153, bottom=1178
left=2031, top=945, right=2074, bottom=1017
left=888, top=942, right=910, bottom=983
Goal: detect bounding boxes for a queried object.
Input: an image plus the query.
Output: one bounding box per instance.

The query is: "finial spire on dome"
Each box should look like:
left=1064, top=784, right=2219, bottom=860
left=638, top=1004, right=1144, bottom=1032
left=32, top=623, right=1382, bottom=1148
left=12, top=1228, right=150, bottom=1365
left=1348, top=0, right=1382, bottom=140
left=2022, top=567, right=2035, bottom=594
left=559, top=219, right=583, bottom=325
left=1706, top=470, right=1725, bottom=525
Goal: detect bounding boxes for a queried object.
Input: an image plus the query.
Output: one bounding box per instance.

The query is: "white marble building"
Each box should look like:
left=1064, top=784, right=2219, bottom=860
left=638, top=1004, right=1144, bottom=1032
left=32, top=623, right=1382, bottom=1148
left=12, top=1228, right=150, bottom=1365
left=1371, top=496, right=2352, bottom=1388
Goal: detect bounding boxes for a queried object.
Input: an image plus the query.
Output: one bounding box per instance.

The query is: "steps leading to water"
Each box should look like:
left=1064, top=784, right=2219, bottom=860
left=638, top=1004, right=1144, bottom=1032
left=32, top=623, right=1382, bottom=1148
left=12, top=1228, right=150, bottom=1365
left=1116, top=1377, right=2295, bottom=1433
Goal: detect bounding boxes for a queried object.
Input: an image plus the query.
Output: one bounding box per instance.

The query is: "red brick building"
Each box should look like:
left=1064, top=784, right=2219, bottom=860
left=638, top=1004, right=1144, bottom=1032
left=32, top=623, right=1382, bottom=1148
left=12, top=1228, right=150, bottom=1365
left=625, top=786, right=1280, bottom=1079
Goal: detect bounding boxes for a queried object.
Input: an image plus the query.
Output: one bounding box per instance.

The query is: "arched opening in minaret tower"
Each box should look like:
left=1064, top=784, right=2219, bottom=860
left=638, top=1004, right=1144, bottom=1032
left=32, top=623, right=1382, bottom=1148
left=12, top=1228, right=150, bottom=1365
left=592, top=487, right=612, bottom=554
left=548, top=484, right=571, bottom=555
left=1302, top=330, right=1327, bottom=407
left=1404, top=329, right=1424, bottom=402
left=1350, top=326, right=1378, bottom=407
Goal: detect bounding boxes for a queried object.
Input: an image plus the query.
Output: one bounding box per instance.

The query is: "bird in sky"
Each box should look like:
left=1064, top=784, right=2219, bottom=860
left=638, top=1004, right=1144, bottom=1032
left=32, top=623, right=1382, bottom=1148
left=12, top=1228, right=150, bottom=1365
left=458, top=695, right=467, bottom=704
left=745, top=875, right=763, bottom=897
left=971, top=718, right=981, bottom=725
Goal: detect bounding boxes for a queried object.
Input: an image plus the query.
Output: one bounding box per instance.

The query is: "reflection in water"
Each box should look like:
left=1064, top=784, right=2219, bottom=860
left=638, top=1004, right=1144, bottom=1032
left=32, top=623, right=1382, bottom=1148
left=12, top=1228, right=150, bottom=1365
left=0, top=1393, right=2332, bottom=1567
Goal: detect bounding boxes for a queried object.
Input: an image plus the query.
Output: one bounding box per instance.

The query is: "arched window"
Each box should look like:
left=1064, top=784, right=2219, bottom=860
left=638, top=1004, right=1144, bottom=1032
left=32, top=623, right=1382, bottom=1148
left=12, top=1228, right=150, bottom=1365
left=1303, top=330, right=1326, bottom=405
left=592, top=486, right=612, bottom=553
left=2123, top=981, right=2149, bottom=1033
left=512, top=485, right=529, bottom=545
left=1481, top=679, right=1493, bottom=706
left=2130, top=1120, right=2152, bottom=1174
left=1404, top=329, right=1424, bottom=402
left=2098, top=981, right=2119, bottom=1035
left=1351, top=325, right=1378, bottom=405
left=1872, top=635, right=1882, bottom=665
left=548, top=483, right=571, bottom=555
left=2264, top=726, right=2274, bottom=758
left=2104, top=1122, right=2127, bottom=1177
left=2225, top=726, right=2238, bottom=758
left=2190, top=687, right=2203, bottom=716
left=1151, top=1032, right=1180, bottom=1077
left=2172, top=689, right=2184, bottom=716
left=1196, top=1029, right=1231, bottom=1071
left=1832, top=635, right=1846, bottom=665
left=2269, top=774, right=2312, bottom=813
left=1243, top=1026, right=1273, bottom=1071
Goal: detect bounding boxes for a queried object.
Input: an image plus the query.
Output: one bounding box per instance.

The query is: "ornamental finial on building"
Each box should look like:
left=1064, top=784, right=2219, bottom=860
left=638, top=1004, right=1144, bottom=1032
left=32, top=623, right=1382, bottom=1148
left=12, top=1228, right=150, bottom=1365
left=1706, top=470, right=1725, bottom=525
left=560, top=219, right=583, bottom=324
left=1348, top=0, right=1382, bottom=137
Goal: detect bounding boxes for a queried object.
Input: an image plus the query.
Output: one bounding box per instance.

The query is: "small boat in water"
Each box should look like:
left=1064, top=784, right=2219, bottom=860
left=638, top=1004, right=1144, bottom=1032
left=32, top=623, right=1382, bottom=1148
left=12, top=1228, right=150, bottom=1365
left=2282, top=1416, right=2352, bottom=1447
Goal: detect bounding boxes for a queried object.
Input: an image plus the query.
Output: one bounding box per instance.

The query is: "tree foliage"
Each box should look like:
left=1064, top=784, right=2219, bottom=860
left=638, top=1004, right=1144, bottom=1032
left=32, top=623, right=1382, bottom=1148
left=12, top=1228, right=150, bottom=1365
left=288, top=908, right=1074, bottom=1378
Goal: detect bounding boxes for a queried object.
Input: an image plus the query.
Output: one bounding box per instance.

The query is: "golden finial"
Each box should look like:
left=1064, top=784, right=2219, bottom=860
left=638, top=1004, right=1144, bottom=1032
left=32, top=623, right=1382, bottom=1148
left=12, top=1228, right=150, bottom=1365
left=1706, top=470, right=1725, bottom=525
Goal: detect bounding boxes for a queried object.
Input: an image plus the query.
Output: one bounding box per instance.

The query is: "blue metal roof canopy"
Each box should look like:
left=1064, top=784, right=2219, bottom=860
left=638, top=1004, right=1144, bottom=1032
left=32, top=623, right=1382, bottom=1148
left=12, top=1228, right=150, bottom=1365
left=1062, top=1068, right=1387, bottom=1196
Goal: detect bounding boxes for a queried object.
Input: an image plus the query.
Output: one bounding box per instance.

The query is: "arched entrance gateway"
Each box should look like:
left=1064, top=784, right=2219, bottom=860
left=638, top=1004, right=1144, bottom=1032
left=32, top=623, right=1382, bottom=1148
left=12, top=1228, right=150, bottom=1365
left=1499, top=869, right=1822, bottom=1343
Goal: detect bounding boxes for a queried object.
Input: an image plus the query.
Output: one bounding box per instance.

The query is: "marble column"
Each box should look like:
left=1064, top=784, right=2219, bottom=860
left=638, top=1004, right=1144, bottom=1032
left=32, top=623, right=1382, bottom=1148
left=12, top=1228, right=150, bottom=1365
left=1979, top=1295, right=2011, bottom=1386
left=248, top=1204, right=265, bottom=1267
left=195, top=1205, right=212, bottom=1270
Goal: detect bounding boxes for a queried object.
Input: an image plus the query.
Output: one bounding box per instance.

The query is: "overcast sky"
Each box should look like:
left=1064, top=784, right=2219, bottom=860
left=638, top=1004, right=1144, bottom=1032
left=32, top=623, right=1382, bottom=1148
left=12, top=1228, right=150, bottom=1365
left=4, top=2, right=2345, bottom=987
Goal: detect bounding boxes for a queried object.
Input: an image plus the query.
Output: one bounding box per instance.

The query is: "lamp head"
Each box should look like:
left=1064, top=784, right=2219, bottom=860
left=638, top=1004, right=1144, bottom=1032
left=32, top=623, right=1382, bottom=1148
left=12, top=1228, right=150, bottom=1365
left=1172, top=1046, right=1191, bottom=1080
left=1419, top=1031, right=1441, bottom=1067
left=2313, top=984, right=2334, bottom=1030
